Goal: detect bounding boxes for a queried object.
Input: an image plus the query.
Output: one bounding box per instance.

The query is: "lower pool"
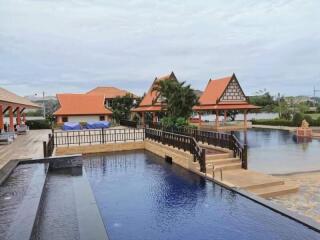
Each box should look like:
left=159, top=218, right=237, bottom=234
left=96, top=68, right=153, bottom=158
left=234, top=128, right=320, bottom=174
left=84, top=150, right=320, bottom=240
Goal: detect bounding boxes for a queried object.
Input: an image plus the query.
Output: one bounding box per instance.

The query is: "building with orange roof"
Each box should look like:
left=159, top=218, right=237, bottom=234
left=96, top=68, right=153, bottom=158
left=193, top=73, right=260, bottom=129
left=54, top=94, right=112, bottom=124
left=131, top=72, right=178, bottom=123
left=87, top=86, right=138, bottom=108
left=0, top=87, right=40, bottom=132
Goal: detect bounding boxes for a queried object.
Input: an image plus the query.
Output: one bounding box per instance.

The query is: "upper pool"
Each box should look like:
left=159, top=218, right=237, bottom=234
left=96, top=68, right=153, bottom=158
left=84, top=151, right=320, bottom=240
left=234, top=128, right=320, bottom=174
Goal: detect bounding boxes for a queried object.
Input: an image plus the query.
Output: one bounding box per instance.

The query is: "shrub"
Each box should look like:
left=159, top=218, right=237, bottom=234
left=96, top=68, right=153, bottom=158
left=251, top=119, right=293, bottom=126
left=315, top=116, right=320, bottom=126
left=26, top=119, right=51, bottom=129
left=292, top=113, right=304, bottom=127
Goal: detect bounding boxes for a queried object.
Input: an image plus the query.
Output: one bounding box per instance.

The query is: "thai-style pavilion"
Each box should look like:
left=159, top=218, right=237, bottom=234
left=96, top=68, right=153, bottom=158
left=193, top=73, right=260, bottom=129
left=131, top=72, right=178, bottom=124
left=0, top=87, right=40, bottom=132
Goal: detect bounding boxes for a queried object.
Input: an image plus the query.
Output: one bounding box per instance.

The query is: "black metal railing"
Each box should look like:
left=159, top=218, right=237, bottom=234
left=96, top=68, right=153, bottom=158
left=119, top=119, right=138, bottom=128
left=43, top=132, right=55, bottom=158
left=54, top=128, right=144, bottom=146
left=145, top=128, right=206, bottom=172
left=147, top=123, right=247, bottom=169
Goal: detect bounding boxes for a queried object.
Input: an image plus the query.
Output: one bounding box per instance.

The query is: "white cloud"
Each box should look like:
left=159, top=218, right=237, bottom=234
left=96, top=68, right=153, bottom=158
left=0, top=0, right=319, bottom=96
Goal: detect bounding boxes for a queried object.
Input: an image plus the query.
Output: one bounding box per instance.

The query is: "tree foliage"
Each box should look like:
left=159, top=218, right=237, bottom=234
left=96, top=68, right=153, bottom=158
left=111, top=94, right=139, bottom=122
left=152, top=80, right=198, bottom=123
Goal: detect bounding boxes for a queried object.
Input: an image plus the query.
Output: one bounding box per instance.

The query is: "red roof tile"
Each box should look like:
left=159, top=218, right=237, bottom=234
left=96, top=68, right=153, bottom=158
left=198, top=76, right=233, bottom=105
left=54, top=94, right=112, bottom=116
left=138, top=72, right=177, bottom=107
left=87, top=87, right=138, bottom=98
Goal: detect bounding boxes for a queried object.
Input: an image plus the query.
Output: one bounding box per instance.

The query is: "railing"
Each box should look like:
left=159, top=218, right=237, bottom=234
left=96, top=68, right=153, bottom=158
left=43, top=132, right=55, bottom=158
left=148, top=123, right=247, bottom=169
left=54, top=128, right=144, bottom=146
left=119, top=119, right=138, bottom=128
left=145, top=128, right=206, bottom=172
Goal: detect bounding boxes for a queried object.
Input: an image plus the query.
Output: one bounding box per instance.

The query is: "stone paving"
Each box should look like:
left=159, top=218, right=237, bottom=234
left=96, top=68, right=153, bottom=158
left=270, top=171, right=320, bottom=223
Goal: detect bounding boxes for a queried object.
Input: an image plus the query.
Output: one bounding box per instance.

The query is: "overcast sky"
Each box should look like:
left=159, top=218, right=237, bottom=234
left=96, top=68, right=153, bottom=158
left=0, top=0, right=319, bottom=97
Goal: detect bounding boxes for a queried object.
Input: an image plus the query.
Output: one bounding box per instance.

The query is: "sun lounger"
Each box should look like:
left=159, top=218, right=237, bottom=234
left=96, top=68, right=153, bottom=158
left=0, top=134, right=14, bottom=145
left=16, top=125, right=29, bottom=135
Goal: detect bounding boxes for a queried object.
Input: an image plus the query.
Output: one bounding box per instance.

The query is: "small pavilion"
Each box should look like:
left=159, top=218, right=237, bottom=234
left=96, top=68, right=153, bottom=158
left=131, top=72, right=178, bottom=124
left=0, top=87, right=40, bottom=132
left=193, top=73, right=260, bottom=129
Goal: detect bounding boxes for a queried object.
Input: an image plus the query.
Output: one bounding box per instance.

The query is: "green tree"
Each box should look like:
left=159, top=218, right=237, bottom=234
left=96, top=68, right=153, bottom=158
left=152, top=80, right=198, bottom=123
left=111, top=94, right=139, bottom=122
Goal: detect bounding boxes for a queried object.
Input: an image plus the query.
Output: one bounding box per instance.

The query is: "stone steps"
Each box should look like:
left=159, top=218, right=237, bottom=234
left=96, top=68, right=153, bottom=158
left=211, top=162, right=242, bottom=171
left=206, top=153, right=233, bottom=161
left=206, top=157, right=240, bottom=165
left=250, top=183, right=299, bottom=198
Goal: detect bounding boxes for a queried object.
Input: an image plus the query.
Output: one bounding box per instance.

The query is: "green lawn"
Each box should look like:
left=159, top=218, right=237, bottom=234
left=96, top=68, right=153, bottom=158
left=306, top=113, right=320, bottom=119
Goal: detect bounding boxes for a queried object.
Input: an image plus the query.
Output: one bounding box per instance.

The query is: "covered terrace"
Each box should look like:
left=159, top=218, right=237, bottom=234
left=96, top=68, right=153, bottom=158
left=193, top=74, right=260, bottom=130
left=0, top=87, right=40, bottom=132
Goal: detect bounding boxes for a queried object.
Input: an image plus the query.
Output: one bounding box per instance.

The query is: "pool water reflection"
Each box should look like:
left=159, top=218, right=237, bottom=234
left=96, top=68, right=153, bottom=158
left=84, top=151, right=320, bottom=240
left=234, top=129, right=320, bottom=174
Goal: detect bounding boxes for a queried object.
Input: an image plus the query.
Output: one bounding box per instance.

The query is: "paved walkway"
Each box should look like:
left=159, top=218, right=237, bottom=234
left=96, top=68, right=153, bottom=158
left=0, top=129, right=51, bottom=169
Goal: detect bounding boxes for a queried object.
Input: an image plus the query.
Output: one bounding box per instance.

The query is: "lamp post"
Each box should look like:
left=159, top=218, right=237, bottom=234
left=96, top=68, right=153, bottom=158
left=35, top=91, right=46, bottom=119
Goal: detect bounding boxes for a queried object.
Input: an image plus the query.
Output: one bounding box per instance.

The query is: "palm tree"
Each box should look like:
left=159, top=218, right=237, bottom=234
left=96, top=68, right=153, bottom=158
left=152, top=80, right=198, bottom=121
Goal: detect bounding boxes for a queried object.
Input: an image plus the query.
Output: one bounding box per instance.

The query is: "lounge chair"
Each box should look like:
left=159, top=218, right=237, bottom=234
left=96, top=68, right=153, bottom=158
left=0, top=134, right=14, bottom=145
left=16, top=124, right=29, bottom=135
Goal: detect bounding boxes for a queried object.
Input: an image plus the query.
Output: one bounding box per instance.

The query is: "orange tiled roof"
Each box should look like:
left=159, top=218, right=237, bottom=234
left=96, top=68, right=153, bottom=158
left=54, top=94, right=112, bottom=116
left=138, top=72, right=177, bottom=107
left=131, top=105, right=162, bottom=112
left=195, top=73, right=260, bottom=111
left=198, top=75, right=233, bottom=105
left=87, top=87, right=138, bottom=98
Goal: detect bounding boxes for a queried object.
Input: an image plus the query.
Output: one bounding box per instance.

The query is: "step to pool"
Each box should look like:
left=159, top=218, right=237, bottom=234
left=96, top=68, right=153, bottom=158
left=250, top=183, right=299, bottom=198
left=212, top=162, right=242, bottom=171
left=206, top=157, right=241, bottom=165
left=206, top=153, right=233, bottom=161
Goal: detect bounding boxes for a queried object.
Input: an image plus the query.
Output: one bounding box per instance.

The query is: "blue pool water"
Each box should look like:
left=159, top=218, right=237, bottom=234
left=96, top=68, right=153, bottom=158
left=84, top=151, right=320, bottom=240
left=235, top=128, right=320, bottom=174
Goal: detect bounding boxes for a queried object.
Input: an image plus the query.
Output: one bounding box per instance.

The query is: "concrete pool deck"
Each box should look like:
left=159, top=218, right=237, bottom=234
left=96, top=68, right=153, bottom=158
left=0, top=129, right=51, bottom=169
left=270, top=171, right=320, bottom=223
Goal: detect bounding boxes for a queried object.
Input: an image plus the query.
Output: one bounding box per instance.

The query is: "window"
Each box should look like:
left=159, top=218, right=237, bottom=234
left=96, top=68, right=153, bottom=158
left=99, top=115, right=105, bottom=121
left=62, top=116, right=68, bottom=122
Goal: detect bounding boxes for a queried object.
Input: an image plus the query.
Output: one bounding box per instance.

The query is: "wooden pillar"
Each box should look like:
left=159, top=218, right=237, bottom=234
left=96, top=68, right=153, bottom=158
left=9, top=106, right=14, bottom=131
left=16, top=107, right=21, bottom=125
left=215, top=110, right=219, bottom=128
left=23, top=112, right=26, bottom=123
left=0, top=105, right=3, bottom=131
left=141, top=112, right=145, bottom=125
left=152, top=112, right=157, bottom=123
left=244, top=110, right=248, bottom=128
left=224, top=110, right=227, bottom=125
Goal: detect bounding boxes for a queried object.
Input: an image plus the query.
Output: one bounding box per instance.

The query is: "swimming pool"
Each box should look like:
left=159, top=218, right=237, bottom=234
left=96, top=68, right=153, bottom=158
left=84, top=150, right=320, bottom=240
left=234, top=128, right=320, bottom=174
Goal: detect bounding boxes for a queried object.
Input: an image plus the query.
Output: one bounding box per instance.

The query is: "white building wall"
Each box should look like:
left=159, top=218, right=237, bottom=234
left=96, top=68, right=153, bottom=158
left=67, top=115, right=109, bottom=123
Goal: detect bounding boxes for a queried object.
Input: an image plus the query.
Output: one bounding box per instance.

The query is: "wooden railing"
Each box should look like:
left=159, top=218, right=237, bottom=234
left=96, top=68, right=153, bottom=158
left=54, top=128, right=144, bottom=146
left=145, top=128, right=206, bottom=172
left=147, top=123, right=247, bottom=169
left=43, top=132, right=55, bottom=158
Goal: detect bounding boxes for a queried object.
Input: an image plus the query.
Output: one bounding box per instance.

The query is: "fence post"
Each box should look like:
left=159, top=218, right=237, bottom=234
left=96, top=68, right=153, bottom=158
left=101, top=128, right=105, bottom=144
left=43, top=141, right=47, bottom=158
left=200, top=148, right=206, bottom=173
left=243, top=144, right=248, bottom=169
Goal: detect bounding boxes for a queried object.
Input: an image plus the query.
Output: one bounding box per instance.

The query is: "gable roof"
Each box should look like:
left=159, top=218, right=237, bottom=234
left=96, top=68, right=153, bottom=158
left=138, top=72, right=177, bottom=107
left=54, top=94, right=112, bottom=116
left=0, top=87, right=40, bottom=108
left=198, top=75, right=233, bottom=105
left=194, top=73, right=260, bottom=111
left=87, top=86, right=138, bottom=98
